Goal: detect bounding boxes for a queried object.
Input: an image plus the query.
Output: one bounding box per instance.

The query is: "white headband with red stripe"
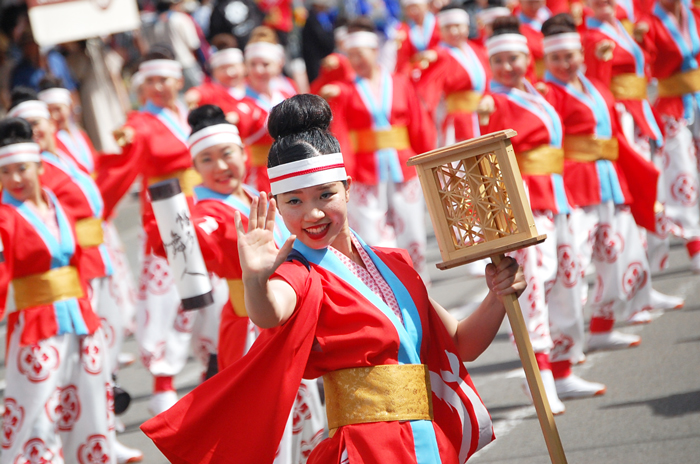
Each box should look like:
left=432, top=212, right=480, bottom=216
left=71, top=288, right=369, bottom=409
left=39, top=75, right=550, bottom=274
left=138, top=59, right=183, bottom=79
left=210, top=48, right=244, bottom=68
left=543, top=33, right=582, bottom=55
left=244, top=42, right=285, bottom=62
left=188, top=124, right=243, bottom=158
left=0, top=142, right=42, bottom=167
left=8, top=100, right=50, bottom=120
left=268, top=153, right=347, bottom=195
left=38, top=88, right=72, bottom=106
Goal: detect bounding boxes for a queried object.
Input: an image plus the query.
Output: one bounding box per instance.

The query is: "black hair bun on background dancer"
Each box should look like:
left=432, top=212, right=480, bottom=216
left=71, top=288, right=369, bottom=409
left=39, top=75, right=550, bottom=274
left=0, top=117, right=34, bottom=147
left=491, top=16, right=522, bottom=36
left=541, top=13, right=577, bottom=37
left=38, top=75, right=67, bottom=91
left=8, top=86, right=38, bottom=110
left=187, top=104, right=230, bottom=133
left=267, top=94, right=341, bottom=167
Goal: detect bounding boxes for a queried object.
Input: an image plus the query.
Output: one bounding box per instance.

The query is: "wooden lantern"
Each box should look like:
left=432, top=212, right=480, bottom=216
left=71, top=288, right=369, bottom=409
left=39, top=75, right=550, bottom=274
left=408, top=129, right=568, bottom=464
left=407, top=129, right=546, bottom=269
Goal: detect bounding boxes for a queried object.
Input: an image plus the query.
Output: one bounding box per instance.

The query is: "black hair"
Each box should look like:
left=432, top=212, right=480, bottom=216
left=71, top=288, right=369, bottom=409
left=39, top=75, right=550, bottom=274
left=38, top=75, right=67, bottom=91
left=541, top=14, right=577, bottom=37
left=0, top=117, right=34, bottom=148
left=9, top=86, right=38, bottom=111
left=439, top=4, right=467, bottom=13
left=492, top=16, right=522, bottom=36
left=188, top=105, right=231, bottom=133
left=346, top=17, right=376, bottom=34
left=267, top=94, right=341, bottom=168
left=142, top=45, right=176, bottom=62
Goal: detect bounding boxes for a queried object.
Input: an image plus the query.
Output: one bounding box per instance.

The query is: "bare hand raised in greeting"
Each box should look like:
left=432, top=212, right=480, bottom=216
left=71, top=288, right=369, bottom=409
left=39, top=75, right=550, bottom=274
left=234, top=192, right=296, bottom=286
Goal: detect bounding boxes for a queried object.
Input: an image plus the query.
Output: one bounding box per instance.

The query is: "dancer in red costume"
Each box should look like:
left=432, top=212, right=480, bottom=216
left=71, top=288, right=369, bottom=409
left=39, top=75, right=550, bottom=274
left=394, top=0, right=442, bottom=74
left=142, top=93, right=525, bottom=464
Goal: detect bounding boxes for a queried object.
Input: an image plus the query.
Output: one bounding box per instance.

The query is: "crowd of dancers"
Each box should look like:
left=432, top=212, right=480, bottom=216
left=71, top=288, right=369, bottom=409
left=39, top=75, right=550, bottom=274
left=1, top=0, right=699, bottom=462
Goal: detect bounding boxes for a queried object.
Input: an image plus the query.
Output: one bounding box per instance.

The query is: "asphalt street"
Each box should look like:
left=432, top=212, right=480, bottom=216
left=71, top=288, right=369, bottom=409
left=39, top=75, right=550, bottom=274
left=2, top=194, right=698, bottom=463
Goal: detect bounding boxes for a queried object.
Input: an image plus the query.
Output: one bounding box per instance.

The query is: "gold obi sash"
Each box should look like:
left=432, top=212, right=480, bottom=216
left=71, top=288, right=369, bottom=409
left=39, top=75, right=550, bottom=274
left=148, top=168, right=202, bottom=197
left=657, top=68, right=700, bottom=98
left=350, top=126, right=410, bottom=153
left=226, top=279, right=247, bottom=317
left=535, top=58, right=546, bottom=80
left=13, top=266, right=84, bottom=310
left=610, top=74, right=648, bottom=100
left=249, top=143, right=272, bottom=168
left=563, top=135, right=619, bottom=162
left=323, top=364, right=433, bottom=433
left=74, top=218, right=104, bottom=248
left=445, top=91, right=482, bottom=114
left=518, top=145, right=565, bottom=175
left=620, top=19, right=634, bottom=36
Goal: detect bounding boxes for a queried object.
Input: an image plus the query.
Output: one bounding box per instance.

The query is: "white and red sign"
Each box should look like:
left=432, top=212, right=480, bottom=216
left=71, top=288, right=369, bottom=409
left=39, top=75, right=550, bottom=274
left=28, top=0, right=140, bottom=46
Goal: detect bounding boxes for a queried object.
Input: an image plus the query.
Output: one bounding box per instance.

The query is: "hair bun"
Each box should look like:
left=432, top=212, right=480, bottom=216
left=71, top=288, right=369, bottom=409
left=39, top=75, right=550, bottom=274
left=188, top=105, right=229, bottom=133
left=268, top=94, right=332, bottom=140
left=10, top=86, right=39, bottom=109
left=541, top=14, right=577, bottom=37
left=492, top=16, right=521, bottom=36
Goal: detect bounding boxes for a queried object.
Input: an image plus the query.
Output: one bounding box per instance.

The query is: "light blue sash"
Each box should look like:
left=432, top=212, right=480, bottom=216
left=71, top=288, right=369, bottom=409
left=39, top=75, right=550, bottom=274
left=143, top=100, right=190, bottom=145
left=545, top=71, right=612, bottom=138
left=57, top=126, right=94, bottom=173
left=440, top=42, right=486, bottom=92
left=409, top=12, right=436, bottom=52
left=354, top=70, right=404, bottom=182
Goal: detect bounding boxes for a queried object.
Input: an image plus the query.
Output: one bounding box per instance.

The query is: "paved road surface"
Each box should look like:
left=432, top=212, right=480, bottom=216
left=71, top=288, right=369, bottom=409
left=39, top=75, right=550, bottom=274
left=2, top=195, right=698, bottom=463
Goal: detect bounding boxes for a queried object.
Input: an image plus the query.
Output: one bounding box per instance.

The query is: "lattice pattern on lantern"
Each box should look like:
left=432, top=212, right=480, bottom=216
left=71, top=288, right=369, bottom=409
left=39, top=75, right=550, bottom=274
left=408, top=130, right=546, bottom=270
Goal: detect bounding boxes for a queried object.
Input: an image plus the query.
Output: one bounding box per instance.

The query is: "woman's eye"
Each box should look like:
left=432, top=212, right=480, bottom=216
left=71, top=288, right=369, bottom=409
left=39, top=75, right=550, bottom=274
left=320, top=192, right=334, bottom=199
left=287, top=198, right=301, bottom=205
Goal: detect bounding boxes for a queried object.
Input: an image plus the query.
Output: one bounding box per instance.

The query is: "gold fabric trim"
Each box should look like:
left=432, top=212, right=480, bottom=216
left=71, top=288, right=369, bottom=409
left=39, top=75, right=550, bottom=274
left=249, top=143, right=272, bottom=168
left=518, top=145, right=565, bottom=175
left=323, top=364, right=433, bottom=431
left=74, top=217, right=105, bottom=248
left=445, top=91, right=482, bottom=114
left=535, top=58, right=546, bottom=80
left=13, top=266, right=84, bottom=310
left=657, top=68, right=700, bottom=98
left=610, top=74, right=647, bottom=100
left=226, top=279, right=247, bottom=317
left=563, top=135, right=619, bottom=162
left=620, top=19, right=634, bottom=36
left=350, top=126, right=410, bottom=153
left=147, top=168, right=202, bottom=197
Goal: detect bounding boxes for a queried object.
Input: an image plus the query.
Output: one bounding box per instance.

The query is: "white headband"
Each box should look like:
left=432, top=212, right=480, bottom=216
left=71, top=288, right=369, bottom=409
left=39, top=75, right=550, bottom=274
left=0, top=143, right=42, bottom=167
left=477, top=7, right=511, bottom=26
left=210, top=48, right=244, bottom=69
left=401, top=0, right=428, bottom=6
left=334, top=26, right=348, bottom=43
left=268, top=153, right=347, bottom=195
left=543, top=33, right=582, bottom=55
left=38, top=88, right=72, bottom=107
left=188, top=124, right=243, bottom=158
left=344, top=31, right=379, bottom=50
left=438, top=9, right=470, bottom=27
left=486, top=34, right=530, bottom=57
left=8, top=100, right=50, bottom=121
left=131, top=71, right=145, bottom=93
left=244, top=42, right=285, bottom=62
left=138, top=59, right=183, bottom=79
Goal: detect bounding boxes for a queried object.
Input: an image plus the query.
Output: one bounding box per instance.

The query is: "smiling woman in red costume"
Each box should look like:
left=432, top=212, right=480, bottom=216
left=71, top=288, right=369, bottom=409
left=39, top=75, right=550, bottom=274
left=142, top=94, right=526, bottom=464
left=0, top=117, right=115, bottom=464
left=185, top=103, right=326, bottom=464
left=479, top=16, right=603, bottom=414
left=96, top=47, right=200, bottom=417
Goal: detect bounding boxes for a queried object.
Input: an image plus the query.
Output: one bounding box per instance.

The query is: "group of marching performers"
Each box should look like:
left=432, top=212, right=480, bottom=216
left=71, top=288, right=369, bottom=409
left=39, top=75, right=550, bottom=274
left=2, top=0, right=700, bottom=461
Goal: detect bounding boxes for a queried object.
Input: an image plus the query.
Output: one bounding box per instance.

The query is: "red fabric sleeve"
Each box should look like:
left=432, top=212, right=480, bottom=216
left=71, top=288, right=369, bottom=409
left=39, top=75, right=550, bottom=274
left=403, top=75, right=437, bottom=155
left=414, top=48, right=449, bottom=118
left=325, top=82, right=355, bottom=178
left=0, top=209, right=13, bottom=321
left=192, top=206, right=238, bottom=277
left=141, top=265, right=322, bottom=464
left=583, top=32, right=613, bottom=87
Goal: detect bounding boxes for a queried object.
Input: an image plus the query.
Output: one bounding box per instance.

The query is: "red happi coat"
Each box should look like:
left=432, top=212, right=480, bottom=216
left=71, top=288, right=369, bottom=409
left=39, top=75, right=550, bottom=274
left=40, top=152, right=112, bottom=280
left=521, top=23, right=545, bottom=83
left=581, top=18, right=663, bottom=142
left=544, top=76, right=659, bottom=229
left=645, top=4, right=700, bottom=120
left=395, top=15, right=442, bottom=75
left=481, top=85, right=572, bottom=214
left=0, top=192, right=100, bottom=349
left=310, top=53, right=355, bottom=94
left=54, top=127, right=99, bottom=175
left=328, top=71, right=436, bottom=185
left=188, top=82, right=257, bottom=137
left=96, top=105, right=193, bottom=224
left=142, top=242, right=494, bottom=464
left=416, top=41, right=490, bottom=142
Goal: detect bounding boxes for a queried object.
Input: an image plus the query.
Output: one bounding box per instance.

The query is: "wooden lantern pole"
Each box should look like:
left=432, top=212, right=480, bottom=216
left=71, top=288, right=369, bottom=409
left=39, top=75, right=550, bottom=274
left=408, top=130, right=568, bottom=464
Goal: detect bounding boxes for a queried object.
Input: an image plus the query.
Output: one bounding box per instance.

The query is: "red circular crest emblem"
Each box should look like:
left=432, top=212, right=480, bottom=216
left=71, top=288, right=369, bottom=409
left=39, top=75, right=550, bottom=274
left=77, top=434, right=111, bottom=464
left=14, top=438, right=54, bottom=464
left=671, top=173, right=698, bottom=207
left=2, top=399, right=24, bottom=449
left=18, top=344, right=60, bottom=383
left=593, top=225, right=625, bottom=264
left=622, top=262, right=648, bottom=300
left=144, top=256, right=174, bottom=295
left=81, top=336, right=103, bottom=375
left=557, top=245, right=578, bottom=288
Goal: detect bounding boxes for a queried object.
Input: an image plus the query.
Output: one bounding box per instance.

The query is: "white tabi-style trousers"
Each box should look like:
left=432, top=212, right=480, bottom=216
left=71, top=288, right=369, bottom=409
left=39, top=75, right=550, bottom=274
left=1, top=323, right=116, bottom=464
left=647, top=113, right=700, bottom=270
left=89, top=277, right=122, bottom=375
left=571, top=203, right=654, bottom=323
left=347, top=177, right=429, bottom=284
left=102, top=221, right=137, bottom=336
left=509, top=211, right=585, bottom=364
left=275, top=379, right=326, bottom=464
left=190, top=274, right=228, bottom=367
